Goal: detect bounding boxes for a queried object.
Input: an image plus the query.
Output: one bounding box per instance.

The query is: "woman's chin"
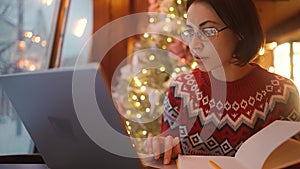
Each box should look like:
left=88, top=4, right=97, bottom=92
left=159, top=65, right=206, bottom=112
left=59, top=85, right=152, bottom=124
left=197, top=62, right=210, bottom=72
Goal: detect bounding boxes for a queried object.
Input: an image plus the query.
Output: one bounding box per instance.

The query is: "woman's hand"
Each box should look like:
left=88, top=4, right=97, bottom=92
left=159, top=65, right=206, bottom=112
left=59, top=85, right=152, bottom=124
left=143, top=133, right=181, bottom=164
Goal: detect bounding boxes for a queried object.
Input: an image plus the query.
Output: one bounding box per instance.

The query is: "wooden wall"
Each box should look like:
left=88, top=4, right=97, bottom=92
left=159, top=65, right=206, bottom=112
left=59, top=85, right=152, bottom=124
left=91, top=0, right=148, bottom=88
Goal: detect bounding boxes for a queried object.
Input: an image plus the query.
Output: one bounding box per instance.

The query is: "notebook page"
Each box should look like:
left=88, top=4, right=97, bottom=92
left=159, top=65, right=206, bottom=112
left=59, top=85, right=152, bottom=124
left=235, top=120, right=300, bottom=169
left=177, top=155, right=248, bottom=169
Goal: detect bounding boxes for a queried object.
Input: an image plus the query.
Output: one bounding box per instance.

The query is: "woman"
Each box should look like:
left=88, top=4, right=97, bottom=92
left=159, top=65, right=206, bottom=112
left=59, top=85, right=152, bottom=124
left=144, top=0, right=300, bottom=165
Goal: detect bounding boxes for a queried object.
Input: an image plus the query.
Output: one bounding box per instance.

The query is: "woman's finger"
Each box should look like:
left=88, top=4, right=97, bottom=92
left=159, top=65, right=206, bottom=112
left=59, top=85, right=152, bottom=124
left=152, top=136, right=161, bottom=160
left=172, top=137, right=181, bottom=158
left=163, top=136, right=173, bottom=164
left=145, top=133, right=153, bottom=154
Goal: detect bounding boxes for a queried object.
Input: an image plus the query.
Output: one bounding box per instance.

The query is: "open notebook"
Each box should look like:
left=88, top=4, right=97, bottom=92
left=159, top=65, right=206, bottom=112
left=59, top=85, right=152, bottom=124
left=177, top=120, right=300, bottom=169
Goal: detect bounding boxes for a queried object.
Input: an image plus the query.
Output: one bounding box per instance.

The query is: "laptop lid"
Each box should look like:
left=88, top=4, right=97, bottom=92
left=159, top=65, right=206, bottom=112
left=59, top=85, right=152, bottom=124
left=0, top=63, right=152, bottom=169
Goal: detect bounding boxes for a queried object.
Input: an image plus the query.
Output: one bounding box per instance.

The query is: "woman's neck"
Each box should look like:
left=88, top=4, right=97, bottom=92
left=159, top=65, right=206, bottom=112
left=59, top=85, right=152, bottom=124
left=210, top=63, right=254, bottom=82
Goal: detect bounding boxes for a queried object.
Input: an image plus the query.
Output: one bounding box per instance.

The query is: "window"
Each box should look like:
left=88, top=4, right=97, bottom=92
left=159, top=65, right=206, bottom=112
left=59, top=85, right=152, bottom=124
left=59, top=0, right=93, bottom=67
left=273, top=42, right=300, bottom=93
left=0, top=0, right=93, bottom=155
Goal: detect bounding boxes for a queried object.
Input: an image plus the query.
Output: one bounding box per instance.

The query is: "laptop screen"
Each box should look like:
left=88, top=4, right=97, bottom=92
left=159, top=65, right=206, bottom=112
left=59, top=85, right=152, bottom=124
left=0, top=63, right=153, bottom=169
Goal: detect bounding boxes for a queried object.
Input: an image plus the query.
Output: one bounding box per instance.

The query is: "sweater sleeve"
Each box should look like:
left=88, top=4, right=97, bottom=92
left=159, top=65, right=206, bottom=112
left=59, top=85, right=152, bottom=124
left=280, top=80, right=300, bottom=140
left=160, top=79, right=180, bottom=137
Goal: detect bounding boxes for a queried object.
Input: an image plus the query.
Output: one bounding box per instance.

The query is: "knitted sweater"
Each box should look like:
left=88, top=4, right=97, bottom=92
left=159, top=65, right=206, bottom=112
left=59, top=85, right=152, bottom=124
left=161, top=63, right=300, bottom=156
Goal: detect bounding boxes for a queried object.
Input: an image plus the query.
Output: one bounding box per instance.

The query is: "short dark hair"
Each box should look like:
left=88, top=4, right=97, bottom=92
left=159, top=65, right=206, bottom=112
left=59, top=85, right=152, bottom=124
left=187, top=0, right=265, bottom=66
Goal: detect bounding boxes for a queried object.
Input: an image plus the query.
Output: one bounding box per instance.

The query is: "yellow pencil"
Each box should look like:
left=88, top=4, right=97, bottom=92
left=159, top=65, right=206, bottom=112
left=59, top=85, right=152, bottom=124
left=209, top=160, right=222, bottom=169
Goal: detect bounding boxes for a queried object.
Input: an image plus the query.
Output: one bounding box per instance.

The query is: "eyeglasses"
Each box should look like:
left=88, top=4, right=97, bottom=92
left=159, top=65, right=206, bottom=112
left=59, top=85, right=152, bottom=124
left=180, top=26, right=228, bottom=43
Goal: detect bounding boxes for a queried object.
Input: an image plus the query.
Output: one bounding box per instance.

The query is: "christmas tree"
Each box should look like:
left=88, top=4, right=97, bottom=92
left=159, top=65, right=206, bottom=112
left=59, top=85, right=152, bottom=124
left=111, top=0, right=196, bottom=153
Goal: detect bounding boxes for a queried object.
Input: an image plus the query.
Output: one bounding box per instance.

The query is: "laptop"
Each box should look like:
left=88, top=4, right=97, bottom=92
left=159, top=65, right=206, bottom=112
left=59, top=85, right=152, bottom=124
left=0, top=63, right=165, bottom=169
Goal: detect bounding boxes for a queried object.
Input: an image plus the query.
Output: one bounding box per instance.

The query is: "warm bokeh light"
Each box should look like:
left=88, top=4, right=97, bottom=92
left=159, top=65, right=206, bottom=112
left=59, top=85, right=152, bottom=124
left=268, top=66, right=275, bottom=73
left=149, top=54, right=155, bottom=61
left=183, top=13, right=187, bottom=19
left=143, top=33, right=150, bottom=38
left=24, top=31, right=33, bottom=38
left=42, top=0, right=53, bottom=6
left=274, top=43, right=291, bottom=79
left=34, top=36, right=41, bottom=43
left=41, top=40, right=47, bottom=47
left=149, top=17, right=155, bottom=23
left=292, top=42, right=300, bottom=93
left=177, top=0, right=182, bottom=4
left=191, top=61, right=198, bottom=69
left=17, top=59, right=40, bottom=71
left=72, top=18, right=88, bottom=37
left=163, top=25, right=169, bottom=32
left=265, top=42, right=278, bottom=50
left=169, top=6, right=175, bottom=12
left=273, top=42, right=300, bottom=96
left=17, top=41, right=26, bottom=51
left=259, top=48, right=265, bottom=56
left=160, top=66, right=166, bottom=72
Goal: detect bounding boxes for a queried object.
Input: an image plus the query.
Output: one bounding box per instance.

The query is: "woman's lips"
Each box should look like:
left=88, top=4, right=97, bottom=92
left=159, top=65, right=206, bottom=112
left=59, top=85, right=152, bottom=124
left=194, top=56, right=209, bottom=61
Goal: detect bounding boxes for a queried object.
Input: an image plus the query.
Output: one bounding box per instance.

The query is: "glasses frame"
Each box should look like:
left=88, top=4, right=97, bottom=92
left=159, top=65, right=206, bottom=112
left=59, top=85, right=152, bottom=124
left=180, top=26, right=229, bottom=43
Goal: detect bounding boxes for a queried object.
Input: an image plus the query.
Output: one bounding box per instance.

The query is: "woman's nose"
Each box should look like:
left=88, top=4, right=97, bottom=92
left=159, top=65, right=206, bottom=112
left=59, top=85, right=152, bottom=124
left=189, top=35, right=204, bottom=52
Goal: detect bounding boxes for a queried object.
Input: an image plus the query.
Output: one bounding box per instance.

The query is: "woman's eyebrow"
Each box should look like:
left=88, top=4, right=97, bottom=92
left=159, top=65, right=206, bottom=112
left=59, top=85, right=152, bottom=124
left=199, top=20, right=218, bottom=27
left=185, top=20, right=217, bottom=28
left=185, top=24, right=193, bottom=28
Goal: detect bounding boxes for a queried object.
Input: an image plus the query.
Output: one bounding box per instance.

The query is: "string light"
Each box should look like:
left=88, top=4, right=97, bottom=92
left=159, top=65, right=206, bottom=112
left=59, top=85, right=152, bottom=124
left=132, top=95, right=138, bottom=100
left=183, top=13, right=187, bottom=19
left=167, top=37, right=173, bottom=43
left=142, top=69, right=148, bottom=74
left=136, top=114, right=142, bottom=119
left=143, top=33, right=150, bottom=38
left=149, top=17, right=155, bottom=23
left=177, top=0, right=182, bottom=4
left=175, top=67, right=181, bottom=73
left=149, top=54, right=155, bottom=61
left=133, top=77, right=142, bottom=87
left=191, top=61, right=198, bottom=69
left=135, top=102, right=141, bottom=107
left=126, top=110, right=131, bottom=115
left=163, top=25, right=169, bottom=32
left=140, top=95, right=146, bottom=100
left=170, top=14, right=176, bottom=18
left=181, top=66, right=187, bottom=72
left=140, top=86, right=146, bottom=92
left=169, top=6, right=175, bottom=12
left=160, top=66, right=166, bottom=72
left=165, top=17, right=171, bottom=23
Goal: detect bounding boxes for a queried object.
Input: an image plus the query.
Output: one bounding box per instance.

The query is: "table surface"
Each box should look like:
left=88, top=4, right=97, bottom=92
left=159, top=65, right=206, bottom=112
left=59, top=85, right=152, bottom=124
left=0, top=164, right=48, bottom=169
left=0, top=155, right=177, bottom=169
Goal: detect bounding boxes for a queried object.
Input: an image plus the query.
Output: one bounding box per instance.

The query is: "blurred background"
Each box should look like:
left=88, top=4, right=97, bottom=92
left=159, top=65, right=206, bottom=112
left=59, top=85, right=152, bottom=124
left=0, top=0, right=299, bottom=155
